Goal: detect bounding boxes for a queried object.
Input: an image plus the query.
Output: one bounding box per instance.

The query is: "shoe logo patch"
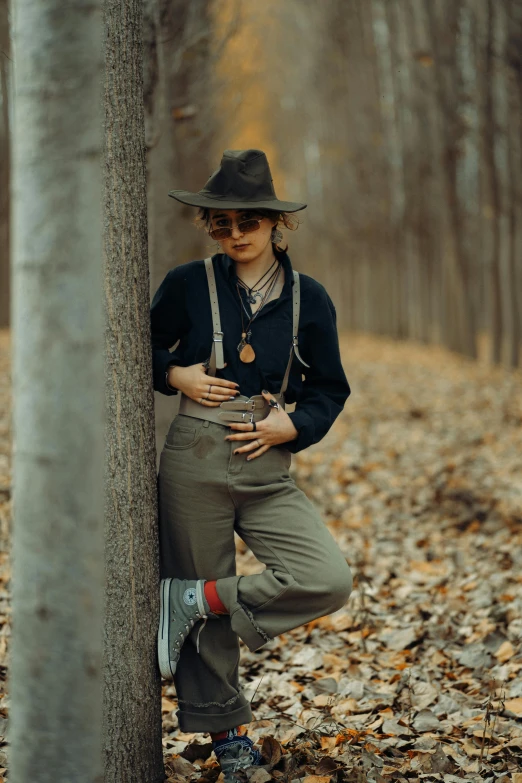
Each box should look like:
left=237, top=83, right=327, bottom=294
left=183, top=588, right=197, bottom=606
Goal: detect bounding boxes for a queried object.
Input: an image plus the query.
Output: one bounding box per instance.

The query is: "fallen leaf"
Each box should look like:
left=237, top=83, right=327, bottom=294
left=494, top=640, right=515, bottom=662
left=504, top=697, right=522, bottom=717
left=302, top=777, right=333, bottom=783
left=180, top=740, right=213, bottom=762
left=247, top=769, right=272, bottom=783
left=319, top=736, right=337, bottom=751
left=412, top=709, right=441, bottom=732
left=261, top=735, right=282, bottom=766
left=166, top=756, right=196, bottom=777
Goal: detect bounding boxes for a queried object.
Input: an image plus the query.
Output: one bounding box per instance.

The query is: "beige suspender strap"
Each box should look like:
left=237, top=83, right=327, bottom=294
left=204, top=257, right=225, bottom=376
left=279, top=271, right=310, bottom=397
left=292, top=270, right=310, bottom=368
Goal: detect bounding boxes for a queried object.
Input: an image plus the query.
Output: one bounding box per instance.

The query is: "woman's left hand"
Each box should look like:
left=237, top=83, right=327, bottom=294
left=224, top=390, right=298, bottom=460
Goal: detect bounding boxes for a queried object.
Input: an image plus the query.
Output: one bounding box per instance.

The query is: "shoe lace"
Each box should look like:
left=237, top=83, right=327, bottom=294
left=215, top=738, right=261, bottom=773
left=171, top=581, right=210, bottom=655
left=173, top=612, right=204, bottom=651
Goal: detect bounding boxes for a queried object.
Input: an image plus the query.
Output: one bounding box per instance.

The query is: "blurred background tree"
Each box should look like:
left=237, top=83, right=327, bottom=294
left=144, top=0, right=521, bottom=369
left=3, top=0, right=520, bottom=366
left=0, top=0, right=10, bottom=330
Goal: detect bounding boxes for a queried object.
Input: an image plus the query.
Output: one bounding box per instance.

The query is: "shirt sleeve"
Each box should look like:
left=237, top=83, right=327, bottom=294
left=150, top=267, right=189, bottom=396
left=286, top=288, right=350, bottom=453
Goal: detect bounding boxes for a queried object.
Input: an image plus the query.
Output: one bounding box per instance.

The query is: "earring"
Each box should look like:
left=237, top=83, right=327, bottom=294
left=271, top=227, right=283, bottom=244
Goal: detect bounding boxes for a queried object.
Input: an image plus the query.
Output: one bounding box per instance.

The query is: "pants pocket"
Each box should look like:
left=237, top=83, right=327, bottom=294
left=164, top=416, right=203, bottom=450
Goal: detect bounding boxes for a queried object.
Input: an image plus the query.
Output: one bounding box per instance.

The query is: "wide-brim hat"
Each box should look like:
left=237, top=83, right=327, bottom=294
left=168, top=149, right=307, bottom=213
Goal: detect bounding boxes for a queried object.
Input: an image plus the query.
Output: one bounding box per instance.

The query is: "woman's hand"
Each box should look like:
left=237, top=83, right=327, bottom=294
left=225, top=390, right=298, bottom=460
left=168, top=363, right=240, bottom=406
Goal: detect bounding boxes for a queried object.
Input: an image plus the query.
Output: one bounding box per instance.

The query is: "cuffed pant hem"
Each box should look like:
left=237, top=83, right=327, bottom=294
left=216, top=576, right=274, bottom=652
left=177, top=701, right=253, bottom=733
left=229, top=604, right=271, bottom=652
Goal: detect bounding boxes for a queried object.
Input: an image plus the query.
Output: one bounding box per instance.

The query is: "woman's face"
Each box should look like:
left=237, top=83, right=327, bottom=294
left=208, top=208, right=276, bottom=264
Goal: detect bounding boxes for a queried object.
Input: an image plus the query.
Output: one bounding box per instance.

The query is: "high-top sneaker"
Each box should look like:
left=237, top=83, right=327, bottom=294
left=213, top=729, right=263, bottom=782
left=158, top=578, right=216, bottom=679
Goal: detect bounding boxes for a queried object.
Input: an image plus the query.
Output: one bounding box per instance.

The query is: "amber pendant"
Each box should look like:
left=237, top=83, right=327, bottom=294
left=239, top=343, right=256, bottom=363
left=238, top=331, right=255, bottom=363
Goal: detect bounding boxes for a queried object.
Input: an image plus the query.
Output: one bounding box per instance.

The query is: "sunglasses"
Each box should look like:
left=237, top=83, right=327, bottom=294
left=209, top=217, right=263, bottom=240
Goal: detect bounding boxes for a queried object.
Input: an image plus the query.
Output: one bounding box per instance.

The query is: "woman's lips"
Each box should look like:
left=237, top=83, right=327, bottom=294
left=234, top=244, right=249, bottom=249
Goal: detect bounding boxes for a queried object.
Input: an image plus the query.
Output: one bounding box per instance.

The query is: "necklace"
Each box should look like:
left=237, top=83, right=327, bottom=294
left=236, top=263, right=281, bottom=363
left=236, top=258, right=278, bottom=304
left=237, top=264, right=280, bottom=308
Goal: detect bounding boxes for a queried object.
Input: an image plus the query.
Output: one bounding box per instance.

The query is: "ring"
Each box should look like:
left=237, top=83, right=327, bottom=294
left=255, top=439, right=261, bottom=448
left=209, top=384, right=212, bottom=395
left=251, top=421, right=257, bottom=432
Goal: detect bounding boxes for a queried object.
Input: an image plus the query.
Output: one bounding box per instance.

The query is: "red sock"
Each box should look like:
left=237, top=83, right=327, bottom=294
left=204, top=580, right=228, bottom=615
left=211, top=725, right=244, bottom=741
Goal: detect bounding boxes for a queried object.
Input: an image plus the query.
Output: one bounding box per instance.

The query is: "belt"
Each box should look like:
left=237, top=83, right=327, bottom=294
left=178, top=392, right=285, bottom=426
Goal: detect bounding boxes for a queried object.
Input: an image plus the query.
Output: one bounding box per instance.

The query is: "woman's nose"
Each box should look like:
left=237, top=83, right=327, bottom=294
left=230, top=223, right=243, bottom=239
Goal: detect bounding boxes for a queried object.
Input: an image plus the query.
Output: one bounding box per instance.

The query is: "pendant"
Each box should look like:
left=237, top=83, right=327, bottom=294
left=239, top=343, right=256, bottom=363
left=237, top=331, right=255, bottom=363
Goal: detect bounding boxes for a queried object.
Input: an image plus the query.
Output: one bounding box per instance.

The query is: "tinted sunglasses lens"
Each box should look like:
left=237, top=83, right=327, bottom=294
left=209, top=227, right=232, bottom=239
left=209, top=218, right=260, bottom=240
left=238, top=219, right=261, bottom=233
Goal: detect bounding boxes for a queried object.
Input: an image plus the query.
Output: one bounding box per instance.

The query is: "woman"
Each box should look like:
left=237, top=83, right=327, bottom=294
left=150, top=149, right=352, bottom=780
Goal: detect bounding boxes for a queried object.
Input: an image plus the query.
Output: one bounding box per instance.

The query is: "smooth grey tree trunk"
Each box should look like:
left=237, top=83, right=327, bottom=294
left=0, top=0, right=10, bottom=327
left=9, top=1, right=105, bottom=781
left=103, top=1, right=164, bottom=781
left=143, top=0, right=215, bottom=456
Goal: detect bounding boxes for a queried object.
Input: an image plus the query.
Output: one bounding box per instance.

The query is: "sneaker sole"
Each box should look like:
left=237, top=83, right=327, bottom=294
left=158, top=578, right=175, bottom=680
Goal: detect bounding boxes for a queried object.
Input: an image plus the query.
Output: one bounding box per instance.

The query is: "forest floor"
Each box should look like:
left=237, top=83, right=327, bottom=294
left=1, top=329, right=522, bottom=782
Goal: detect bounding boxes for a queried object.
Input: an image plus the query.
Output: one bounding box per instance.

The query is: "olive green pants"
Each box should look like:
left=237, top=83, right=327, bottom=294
left=157, top=413, right=353, bottom=733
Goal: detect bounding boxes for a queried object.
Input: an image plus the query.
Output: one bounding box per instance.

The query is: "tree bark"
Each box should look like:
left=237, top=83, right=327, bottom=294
left=103, top=0, right=164, bottom=781
left=9, top=1, right=105, bottom=781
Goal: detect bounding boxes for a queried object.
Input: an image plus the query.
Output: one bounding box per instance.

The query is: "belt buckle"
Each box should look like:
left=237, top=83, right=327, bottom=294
left=241, top=411, right=255, bottom=423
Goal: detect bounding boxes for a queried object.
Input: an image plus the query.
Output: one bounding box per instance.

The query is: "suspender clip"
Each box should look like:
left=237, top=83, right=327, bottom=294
left=292, top=335, right=311, bottom=368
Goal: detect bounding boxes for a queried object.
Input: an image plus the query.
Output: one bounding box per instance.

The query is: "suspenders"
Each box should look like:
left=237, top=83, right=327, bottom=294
left=204, top=256, right=225, bottom=375
left=203, top=256, right=310, bottom=399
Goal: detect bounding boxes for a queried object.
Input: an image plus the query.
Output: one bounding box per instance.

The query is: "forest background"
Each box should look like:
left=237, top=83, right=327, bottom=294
left=0, top=1, right=522, bottom=782
left=2, top=0, right=522, bottom=366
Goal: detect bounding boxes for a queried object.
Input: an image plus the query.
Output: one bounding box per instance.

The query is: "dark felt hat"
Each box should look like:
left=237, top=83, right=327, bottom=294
left=168, top=149, right=307, bottom=212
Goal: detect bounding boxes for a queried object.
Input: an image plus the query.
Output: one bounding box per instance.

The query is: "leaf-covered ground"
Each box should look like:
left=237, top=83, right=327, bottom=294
left=1, top=330, right=522, bottom=781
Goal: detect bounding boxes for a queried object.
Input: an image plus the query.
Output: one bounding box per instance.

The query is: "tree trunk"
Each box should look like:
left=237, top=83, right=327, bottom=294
left=0, top=0, right=10, bottom=328
left=144, top=0, right=215, bottom=455
left=507, top=0, right=522, bottom=367
left=144, top=0, right=214, bottom=293
left=9, top=1, right=105, bottom=780
left=371, top=0, right=408, bottom=339
left=491, top=0, right=518, bottom=367
left=103, top=1, right=164, bottom=781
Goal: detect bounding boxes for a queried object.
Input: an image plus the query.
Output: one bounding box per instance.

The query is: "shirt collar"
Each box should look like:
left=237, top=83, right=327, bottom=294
left=220, top=248, right=294, bottom=294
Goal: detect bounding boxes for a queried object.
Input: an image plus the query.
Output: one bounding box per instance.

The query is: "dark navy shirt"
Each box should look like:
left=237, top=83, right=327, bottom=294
left=149, top=247, right=350, bottom=453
